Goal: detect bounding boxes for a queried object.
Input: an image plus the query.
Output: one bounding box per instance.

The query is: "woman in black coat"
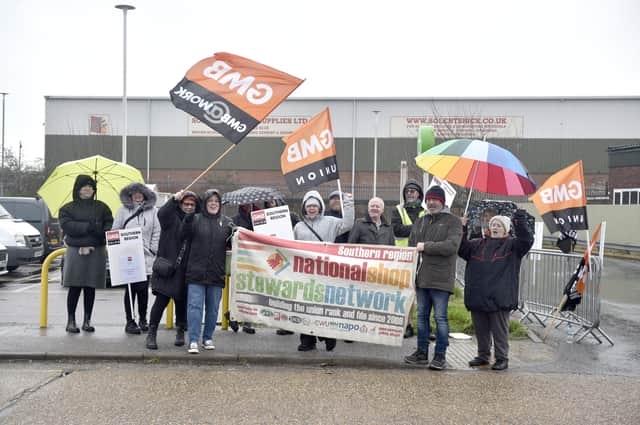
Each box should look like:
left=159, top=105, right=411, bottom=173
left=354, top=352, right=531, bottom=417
left=146, top=190, right=199, bottom=350
left=183, top=189, right=233, bottom=354
left=59, top=175, right=113, bottom=333
left=458, top=210, right=533, bottom=371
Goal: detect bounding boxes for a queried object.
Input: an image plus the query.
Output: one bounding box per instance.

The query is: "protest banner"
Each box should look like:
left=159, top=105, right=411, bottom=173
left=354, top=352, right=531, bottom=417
left=251, top=205, right=294, bottom=240
left=229, top=229, right=418, bottom=346
left=106, top=228, right=146, bottom=286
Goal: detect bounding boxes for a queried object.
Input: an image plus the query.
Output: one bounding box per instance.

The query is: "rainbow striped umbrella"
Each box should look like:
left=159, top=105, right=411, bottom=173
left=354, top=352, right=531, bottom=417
left=415, top=139, right=536, bottom=210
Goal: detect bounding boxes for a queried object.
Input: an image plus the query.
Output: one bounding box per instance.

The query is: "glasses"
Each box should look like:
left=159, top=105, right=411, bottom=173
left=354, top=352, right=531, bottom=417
left=182, top=202, right=196, bottom=207
left=405, top=188, right=418, bottom=193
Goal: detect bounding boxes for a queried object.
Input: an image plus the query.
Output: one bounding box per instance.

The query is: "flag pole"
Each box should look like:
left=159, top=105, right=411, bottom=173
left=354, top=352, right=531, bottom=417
left=184, top=144, right=237, bottom=191
left=336, top=178, right=344, bottom=213
left=464, top=161, right=480, bottom=216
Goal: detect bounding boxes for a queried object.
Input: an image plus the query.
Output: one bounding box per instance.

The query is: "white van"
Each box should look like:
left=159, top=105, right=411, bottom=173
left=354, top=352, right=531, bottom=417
left=0, top=203, right=43, bottom=271
left=0, top=242, right=8, bottom=275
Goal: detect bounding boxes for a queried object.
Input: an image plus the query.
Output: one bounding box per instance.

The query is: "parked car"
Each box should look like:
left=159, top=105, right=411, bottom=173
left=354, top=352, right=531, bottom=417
left=0, top=197, right=62, bottom=260
left=0, top=242, right=8, bottom=275
left=0, top=203, right=43, bottom=271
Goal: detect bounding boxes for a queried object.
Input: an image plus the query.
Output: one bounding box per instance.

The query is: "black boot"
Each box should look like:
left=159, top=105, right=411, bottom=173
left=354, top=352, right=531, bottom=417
left=138, top=317, right=149, bottom=332
left=81, top=314, right=95, bottom=332
left=66, top=315, right=80, bottom=333
left=125, top=319, right=141, bottom=334
left=174, top=326, right=185, bottom=347
left=146, top=324, right=158, bottom=350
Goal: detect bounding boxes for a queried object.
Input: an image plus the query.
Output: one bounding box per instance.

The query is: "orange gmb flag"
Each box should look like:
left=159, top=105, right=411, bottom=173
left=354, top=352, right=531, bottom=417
left=170, top=52, right=303, bottom=144
left=529, top=160, right=588, bottom=233
left=280, top=108, right=339, bottom=192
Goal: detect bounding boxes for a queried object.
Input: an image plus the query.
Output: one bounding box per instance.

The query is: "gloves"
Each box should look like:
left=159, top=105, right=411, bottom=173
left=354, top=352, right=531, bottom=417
left=513, top=209, right=527, bottom=225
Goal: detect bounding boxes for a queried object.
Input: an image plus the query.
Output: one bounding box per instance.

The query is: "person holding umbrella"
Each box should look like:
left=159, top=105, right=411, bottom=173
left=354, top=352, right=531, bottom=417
left=58, top=175, right=113, bottom=333
left=459, top=210, right=533, bottom=371
left=111, top=183, right=160, bottom=335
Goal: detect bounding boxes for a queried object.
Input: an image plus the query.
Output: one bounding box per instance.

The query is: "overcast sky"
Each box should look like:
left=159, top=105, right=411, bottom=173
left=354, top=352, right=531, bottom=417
left=0, top=0, right=638, bottom=162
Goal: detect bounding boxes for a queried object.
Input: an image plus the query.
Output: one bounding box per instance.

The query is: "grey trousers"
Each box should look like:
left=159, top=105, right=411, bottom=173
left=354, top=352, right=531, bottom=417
left=471, top=310, right=511, bottom=361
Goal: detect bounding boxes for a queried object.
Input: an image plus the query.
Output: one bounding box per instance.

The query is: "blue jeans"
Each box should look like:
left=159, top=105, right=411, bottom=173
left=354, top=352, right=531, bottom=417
left=187, top=283, right=223, bottom=345
left=416, top=288, right=450, bottom=354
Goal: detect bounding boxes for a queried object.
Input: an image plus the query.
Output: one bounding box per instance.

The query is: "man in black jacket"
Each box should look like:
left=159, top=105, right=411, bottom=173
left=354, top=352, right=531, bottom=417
left=324, top=190, right=350, bottom=243
left=348, top=197, right=395, bottom=246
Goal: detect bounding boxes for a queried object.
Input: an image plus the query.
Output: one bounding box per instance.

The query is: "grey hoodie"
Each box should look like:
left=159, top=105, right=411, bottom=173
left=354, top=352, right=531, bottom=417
left=293, top=190, right=354, bottom=242
left=111, top=182, right=160, bottom=275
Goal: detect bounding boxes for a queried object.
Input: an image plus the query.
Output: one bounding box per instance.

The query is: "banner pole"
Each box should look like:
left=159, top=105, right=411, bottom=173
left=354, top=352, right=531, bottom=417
left=184, top=144, right=237, bottom=191
left=336, top=178, right=344, bottom=214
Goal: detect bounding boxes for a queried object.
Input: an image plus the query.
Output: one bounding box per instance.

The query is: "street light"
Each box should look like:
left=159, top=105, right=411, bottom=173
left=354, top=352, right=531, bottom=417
left=115, top=4, right=135, bottom=164
left=372, top=110, right=380, bottom=197
left=1, top=92, right=7, bottom=196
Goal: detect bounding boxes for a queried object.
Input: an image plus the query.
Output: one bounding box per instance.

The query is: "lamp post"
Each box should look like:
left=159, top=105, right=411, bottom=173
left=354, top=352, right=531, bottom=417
left=372, top=110, right=380, bottom=197
left=0, top=92, right=7, bottom=196
left=115, top=4, right=135, bottom=164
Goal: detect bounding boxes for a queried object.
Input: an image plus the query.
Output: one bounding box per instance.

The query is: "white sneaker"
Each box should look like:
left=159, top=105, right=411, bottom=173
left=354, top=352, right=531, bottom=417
left=188, top=342, right=199, bottom=354
left=203, top=340, right=215, bottom=350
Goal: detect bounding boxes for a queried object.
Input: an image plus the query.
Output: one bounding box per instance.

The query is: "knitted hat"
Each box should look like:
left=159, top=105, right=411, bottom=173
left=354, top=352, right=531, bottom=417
left=328, top=190, right=341, bottom=200
left=489, top=215, right=512, bottom=233
left=425, top=185, right=446, bottom=205
left=305, top=197, right=321, bottom=208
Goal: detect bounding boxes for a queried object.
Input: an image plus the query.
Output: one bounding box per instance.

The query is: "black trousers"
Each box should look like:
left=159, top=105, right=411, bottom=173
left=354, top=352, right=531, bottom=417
left=124, top=278, right=149, bottom=322
left=149, top=292, right=187, bottom=329
left=300, top=333, right=336, bottom=347
left=67, top=287, right=95, bottom=318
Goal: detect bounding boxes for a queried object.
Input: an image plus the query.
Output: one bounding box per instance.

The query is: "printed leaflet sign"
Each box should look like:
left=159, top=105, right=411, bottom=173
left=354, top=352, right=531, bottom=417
left=229, top=229, right=417, bottom=346
left=106, top=228, right=147, bottom=286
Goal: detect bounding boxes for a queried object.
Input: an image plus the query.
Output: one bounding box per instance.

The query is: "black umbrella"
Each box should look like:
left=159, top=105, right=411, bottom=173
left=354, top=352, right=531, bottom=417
left=221, top=186, right=284, bottom=206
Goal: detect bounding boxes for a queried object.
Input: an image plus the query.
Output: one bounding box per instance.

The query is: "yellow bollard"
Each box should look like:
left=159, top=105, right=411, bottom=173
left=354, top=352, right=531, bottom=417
left=222, top=276, right=229, bottom=330
left=166, top=298, right=174, bottom=329
left=40, top=248, right=67, bottom=328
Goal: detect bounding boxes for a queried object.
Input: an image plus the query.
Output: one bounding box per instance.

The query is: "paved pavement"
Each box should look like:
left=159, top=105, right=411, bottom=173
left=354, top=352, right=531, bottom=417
left=0, top=266, right=557, bottom=370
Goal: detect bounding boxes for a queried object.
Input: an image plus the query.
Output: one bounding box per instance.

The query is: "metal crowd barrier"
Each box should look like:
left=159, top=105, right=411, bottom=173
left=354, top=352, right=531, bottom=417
left=455, top=249, right=613, bottom=345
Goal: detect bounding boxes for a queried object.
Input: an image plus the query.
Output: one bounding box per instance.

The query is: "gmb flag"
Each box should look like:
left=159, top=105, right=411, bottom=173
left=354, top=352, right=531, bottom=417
left=280, top=108, right=339, bottom=192
left=529, top=160, right=588, bottom=233
left=170, top=52, right=303, bottom=144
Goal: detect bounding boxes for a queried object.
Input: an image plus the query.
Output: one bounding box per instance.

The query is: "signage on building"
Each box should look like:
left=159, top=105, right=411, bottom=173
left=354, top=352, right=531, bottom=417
left=189, top=115, right=311, bottom=137
left=391, top=115, right=524, bottom=139
left=88, top=114, right=110, bottom=135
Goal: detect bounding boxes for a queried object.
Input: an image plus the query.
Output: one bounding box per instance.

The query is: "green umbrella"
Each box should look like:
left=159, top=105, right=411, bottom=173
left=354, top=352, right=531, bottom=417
left=37, top=155, right=145, bottom=217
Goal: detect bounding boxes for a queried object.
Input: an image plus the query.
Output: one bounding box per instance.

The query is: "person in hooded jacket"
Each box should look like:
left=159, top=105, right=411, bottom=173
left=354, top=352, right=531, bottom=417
left=229, top=203, right=259, bottom=334
left=183, top=189, right=234, bottom=354
left=59, top=175, right=113, bottom=333
left=293, top=189, right=354, bottom=352
left=391, top=179, right=425, bottom=338
left=325, top=190, right=350, bottom=243
left=458, top=210, right=533, bottom=371
left=146, top=190, right=199, bottom=350
left=112, top=183, right=160, bottom=335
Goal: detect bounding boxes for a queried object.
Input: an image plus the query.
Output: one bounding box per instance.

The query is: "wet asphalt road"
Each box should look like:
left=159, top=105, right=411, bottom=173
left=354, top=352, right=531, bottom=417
left=1, top=362, right=639, bottom=425
left=1, top=258, right=639, bottom=423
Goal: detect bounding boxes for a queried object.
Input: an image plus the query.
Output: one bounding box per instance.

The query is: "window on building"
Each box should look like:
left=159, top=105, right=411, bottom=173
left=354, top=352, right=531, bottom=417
left=613, top=188, right=640, bottom=205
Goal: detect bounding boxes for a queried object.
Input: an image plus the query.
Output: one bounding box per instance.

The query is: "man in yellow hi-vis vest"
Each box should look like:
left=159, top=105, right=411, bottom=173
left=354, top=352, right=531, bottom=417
left=391, top=179, right=424, bottom=338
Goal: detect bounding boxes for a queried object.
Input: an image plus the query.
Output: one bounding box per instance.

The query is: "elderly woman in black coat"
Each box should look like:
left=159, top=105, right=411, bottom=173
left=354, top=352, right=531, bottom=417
left=458, top=210, right=533, bottom=371
left=59, top=175, right=113, bottom=333
left=145, top=190, right=199, bottom=350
